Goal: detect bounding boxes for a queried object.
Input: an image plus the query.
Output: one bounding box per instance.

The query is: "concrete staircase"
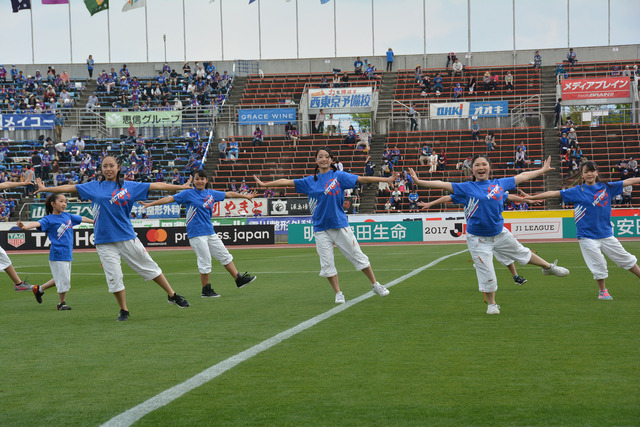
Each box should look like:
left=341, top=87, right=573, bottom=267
left=540, top=65, right=563, bottom=209
left=374, top=72, right=397, bottom=134
left=358, top=133, right=387, bottom=213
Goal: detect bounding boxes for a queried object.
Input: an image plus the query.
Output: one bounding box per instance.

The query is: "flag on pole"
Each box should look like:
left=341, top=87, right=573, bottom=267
left=11, top=0, right=31, bottom=12
left=209, top=0, right=216, bottom=3
left=122, top=0, right=145, bottom=12
left=84, top=0, right=109, bottom=15
left=320, top=0, right=330, bottom=4
left=249, top=0, right=256, bottom=4
left=42, top=0, right=69, bottom=4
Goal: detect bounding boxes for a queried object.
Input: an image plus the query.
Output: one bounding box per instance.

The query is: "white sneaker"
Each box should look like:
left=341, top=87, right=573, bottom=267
left=486, top=303, right=500, bottom=314
left=542, top=259, right=570, bottom=277
left=371, top=282, right=389, bottom=297
left=335, top=292, right=345, bottom=304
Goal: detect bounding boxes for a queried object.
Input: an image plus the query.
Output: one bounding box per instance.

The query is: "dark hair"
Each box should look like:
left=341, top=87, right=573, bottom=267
left=470, top=155, right=492, bottom=181
left=192, top=169, right=208, bottom=188
left=45, top=193, right=63, bottom=215
left=580, top=161, right=601, bottom=183
left=100, top=155, right=122, bottom=187
left=313, top=147, right=337, bottom=181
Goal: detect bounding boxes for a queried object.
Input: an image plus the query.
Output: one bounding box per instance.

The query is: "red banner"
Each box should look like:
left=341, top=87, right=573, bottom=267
left=561, top=77, right=630, bottom=100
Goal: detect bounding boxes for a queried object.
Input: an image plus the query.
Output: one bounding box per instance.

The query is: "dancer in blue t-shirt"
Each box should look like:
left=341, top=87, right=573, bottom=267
left=17, top=194, right=93, bottom=310
left=409, top=155, right=570, bottom=315
left=139, top=170, right=257, bottom=298
left=254, top=147, right=396, bottom=304
left=528, top=161, right=640, bottom=300
left=35, top=156, right=193, bottom=321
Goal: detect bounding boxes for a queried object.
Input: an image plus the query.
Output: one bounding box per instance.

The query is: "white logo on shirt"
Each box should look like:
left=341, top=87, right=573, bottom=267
left=309, top=197, right=318, bottom=215
left=574, top=205, right=587, bottom=223
left=464, top=197, right=479, bottom=220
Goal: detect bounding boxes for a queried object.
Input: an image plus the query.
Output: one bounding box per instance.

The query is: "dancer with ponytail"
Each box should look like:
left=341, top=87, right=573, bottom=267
left=35, top=156, right=193, bottom=321
left=254, top=147, right=395, bottom=304
left=17, top=193, right=93, bottom=310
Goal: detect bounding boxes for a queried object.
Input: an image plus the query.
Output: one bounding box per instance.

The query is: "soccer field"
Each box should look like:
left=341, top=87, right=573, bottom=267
left=1, top=241, right=639, bottom=426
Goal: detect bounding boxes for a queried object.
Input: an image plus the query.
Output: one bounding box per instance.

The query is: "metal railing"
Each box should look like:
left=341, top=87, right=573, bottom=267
left=510, top=95, right=542, bottom=127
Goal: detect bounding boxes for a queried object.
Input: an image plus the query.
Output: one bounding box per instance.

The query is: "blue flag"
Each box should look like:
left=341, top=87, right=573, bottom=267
left=320, top=0, right=330, bottom=4
left=249, top=0, right=256, bottom=3
left=12, top=0, right=31, bottom=12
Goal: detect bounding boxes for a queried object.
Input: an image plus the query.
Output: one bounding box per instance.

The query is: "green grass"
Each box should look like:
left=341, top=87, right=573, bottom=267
left=1, top=242, right=639, bottom=426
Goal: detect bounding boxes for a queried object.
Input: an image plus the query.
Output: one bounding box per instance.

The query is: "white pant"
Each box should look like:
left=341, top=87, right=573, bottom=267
left=466, top=228, right=532, bottom=293
left=0, top=246, right=12, bottom=270
left=315, top=228, right=370, bottom=277
left=578, top=237, right=638, bottom=280
left=50, top=260, right=71, bottom=294
left=189, top=234, right=233, bottom=274
left=95, top=238, right=163, bottom=293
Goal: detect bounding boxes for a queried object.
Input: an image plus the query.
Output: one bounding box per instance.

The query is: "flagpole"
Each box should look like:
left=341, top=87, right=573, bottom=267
left=258, top=0, right=262, bottom=60
left=220, top=0, right=224, bottom=60
left=295, top=0, right=299, bottom=59
left=107, top=5, right=111, bottom=63
left=182, top=0, right=186, bottom=61
left=30, top=7, right=35, bottom=64
left=371, top=0, right=374, bottom=56
left=68, top=2, right=73, bottom=63
left=333, top=0, right=337, bottom=57
left=145, top=2, right=149, bottom=62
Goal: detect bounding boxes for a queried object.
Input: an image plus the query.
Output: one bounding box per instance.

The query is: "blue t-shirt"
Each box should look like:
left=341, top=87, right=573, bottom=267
left=386, top=50, right=394, bottom=61
left=560, top=181, right=623, bottom=239
left=38, top=212, right=82, bottom=261
left=173, top=188, right=225, bottom=239
left=450, top=177, right=516, bottom=237
left=408, top=193, right=419, bottom=203
left=294, top=170, right=358, bottom=232
left=76, top=180, right=150, bottom=244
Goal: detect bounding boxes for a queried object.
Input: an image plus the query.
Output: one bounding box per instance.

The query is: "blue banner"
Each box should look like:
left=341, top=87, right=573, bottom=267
left=468, top=101, right=508, bottom=117
left=247, top=216, right=313, bottom=235
left=131, top=202, right=181, bottom=219
left=238, top=108, right=296, bottom=125
left=0, top=113, right=55, bottom=129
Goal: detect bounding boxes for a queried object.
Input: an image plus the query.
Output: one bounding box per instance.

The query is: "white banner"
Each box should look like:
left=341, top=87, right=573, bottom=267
left=507, top=218, right=563, bottom=240
left=308, top=87, right=373, bottom=113
left=429, top=102, right=471, bottom=119
left=212, top=198, right=268, bottom=217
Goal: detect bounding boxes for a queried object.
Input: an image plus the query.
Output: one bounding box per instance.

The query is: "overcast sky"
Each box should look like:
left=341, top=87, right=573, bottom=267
left=1, top=0, right=638, bottom=65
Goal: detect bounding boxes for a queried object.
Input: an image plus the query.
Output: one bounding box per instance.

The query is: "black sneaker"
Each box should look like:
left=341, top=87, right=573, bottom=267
left=117, top=309, right=130, bottom=321
left=168, top=293, right=190, bottom=308
left=32, top=285, right=43, bottom=304
left=513, top=275, right=528, bottom=286
left=201, top=283, right=221, bottom=298
left=235, top=272, right=257, bottom=289
left=57, top=302, right=71, bottom=311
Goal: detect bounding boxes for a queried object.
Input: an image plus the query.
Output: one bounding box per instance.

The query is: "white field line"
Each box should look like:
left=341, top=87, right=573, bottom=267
left=101, top=248, right=469, bottom=427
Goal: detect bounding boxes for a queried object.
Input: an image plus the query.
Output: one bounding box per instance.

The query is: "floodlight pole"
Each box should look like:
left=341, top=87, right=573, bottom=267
left=163, top=34, right=167, bottom=64
left=220, top=0, right=225, bottom=60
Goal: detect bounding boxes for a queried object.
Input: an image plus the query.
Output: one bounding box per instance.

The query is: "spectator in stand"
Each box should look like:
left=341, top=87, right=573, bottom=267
left=341, top=72, right=350, bottom=87
left=461, top=155, right=473, bottom=177
left=0, top=65, right=6, bottom=82
left=381, top=159, right=392, bottom=178
left=31, top=151, right=42, bottom=182
left=382, top=145, right=392, bottom=163
left=566, top=48, right=577, bottom=67
left=344, top=125, right=357, bottom=145
left=453, top=83, right=463, bottom=98
left=59, top=88, right=71, bottom=107
left=86, top=93, right=99, bottom=112
left=485, top=133, right=497, bottom=153
left=54, top=112, right=64, bottom=142
left=419, top=74, right=431, bottom=94
left=290, top=127, right=300, bottom=147
left=239, top=179, right=250, bottom=194
left=252, top=126, right=263, bottom=146
left=391, top=186, right=402, bottom=210
left=354, top=56, right=364, bottom=75
left=437, top=151, right=447, bottom=171
left=628, top=157, right=638, bottom=177
left=471, top=118, right=480, bottom=141
left=355, top=131, right=370, bottom=153
left=386, top=48, right=394, bottom=72
left=491, top=73, right=499, bottom=90
left=334, top=158, right=344, bottom=171
left=418, top=144, right=432, bottom=166
left=365, top=63, right=375, bottom=80
left=533, top=50, right=542, bottom=68
left=60, top=69, right=70, bottom=85
left=446, top=52, right=457, bottom=69
left=554, top=98, right=562, bottom=128
left=567, top=127, right=578, bottom=148
left=228, top=138, right=239, bottom=161
left=332, top=73, right=341, bottom=88
left=452, top=59, right=463, bottom=77
left=611, top=66, right=620, bottom=77
left=263, top=188, right=274, bottom=198
left=408, top=189, right=419, bottom=212
left=516, top=141, right=527, bottom=154
left=364, top=156, right=375, bottom=181
left=285, top=122, right=293, bottom=140
left=480, top=71, right=490, bottom=91
left=562, top=117, right=574, bottom=134
left=622, top=65, right=632, bottom=77
left=505, top=71, right=514, bottom=90
left=466, top=76, right=477, bottom=94
left=433, top=73, right=444, bottom=93
left=409, top=104, right=418, bottom=131
left=555, top=63, right=568, bottom=83
left=558, top=132, right=569, bottom=162
left=86, top=54, right=94, bottom=79
left=414, top=64, right=422, bottom=82
left=319, top=75, right=329, bottom=88
left=390, top=145, right=401, bottom=166
left=315, top=109, right=325, bottom=134
left=218, top=139, right=227, bottom=161
left=515, top=147, right=526, bottom=173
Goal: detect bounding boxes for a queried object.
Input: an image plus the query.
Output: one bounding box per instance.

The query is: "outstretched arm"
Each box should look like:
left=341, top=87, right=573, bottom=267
left=226, top=191, right=258, bottom=200
left=80, top=216, right=94, bottom=224
left=357, top=172, right=399, bottom=184
left=34, top=178, right=77, bottom=194
left=408, top=168, right=453, bottom=192
left=16, top=220, right=41, bottom=230
left=526, top=190, right=562, bottom=200
left=622, top=177, right=640, bottom=187
left=418, top=195, right=452, bottom=210
left=254, top=175, right=295, bottom=188
left=139, top=196, right=176, bottom=209
left=0, top=180, right=32, bottom=191
left=514, top=156, right=553, bottom=185
left=149, top=176, right=192, bottom=192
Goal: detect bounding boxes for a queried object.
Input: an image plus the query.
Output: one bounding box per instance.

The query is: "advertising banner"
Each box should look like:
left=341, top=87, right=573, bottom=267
left=238, top=108, right=296, bottom=125
left=562, top=216, right=640, bottom=239
left=213, top=198, right=267, bottom=217
left=131, top=202, right=181, bottom=219
left=0, top=113, right=55, bottom=130
left=429, top=102, right=470, bottom=119
left=561, top=77, right=630, bottom=101
left=288, top=221, right=423, bottom=244
left=267, top=198, right=311, bottom=216
left=468, top=101, right=509, bottom=117
left=1, top=224, right=274, bottom=251
left=31, top=202, right=94, bottom=220
left=247, top=216, right=313, bottom=235
left=105, top=111, right=182, bottom=128
left=308, top=87, right=373, bottom=113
